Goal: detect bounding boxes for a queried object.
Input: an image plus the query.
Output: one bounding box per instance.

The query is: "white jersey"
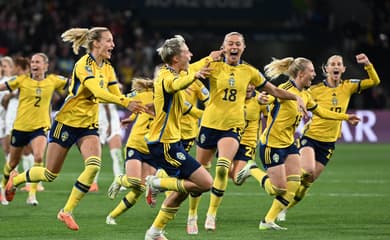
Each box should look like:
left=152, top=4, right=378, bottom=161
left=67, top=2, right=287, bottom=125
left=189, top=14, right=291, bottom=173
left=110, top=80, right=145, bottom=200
left=98, top=103, right=122, bottom=144
left=0, top=76, right=16, bottom=137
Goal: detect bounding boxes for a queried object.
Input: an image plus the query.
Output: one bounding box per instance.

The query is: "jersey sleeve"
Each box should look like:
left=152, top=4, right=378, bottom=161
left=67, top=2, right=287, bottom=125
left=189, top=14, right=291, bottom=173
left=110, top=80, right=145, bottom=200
left=5, top=76, right=20, bottom=91
left=193, top=80, right=210, bottom=103
left=359, top=64, right=381, bottom=92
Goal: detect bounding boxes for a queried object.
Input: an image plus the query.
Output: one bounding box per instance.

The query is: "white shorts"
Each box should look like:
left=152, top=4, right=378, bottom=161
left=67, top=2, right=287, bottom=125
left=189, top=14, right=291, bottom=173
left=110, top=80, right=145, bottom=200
left=0, top=106, right=6, bottom=138
left=5, top=98, right=18, bottom=135
left=98, top=103, right=122, bottom=144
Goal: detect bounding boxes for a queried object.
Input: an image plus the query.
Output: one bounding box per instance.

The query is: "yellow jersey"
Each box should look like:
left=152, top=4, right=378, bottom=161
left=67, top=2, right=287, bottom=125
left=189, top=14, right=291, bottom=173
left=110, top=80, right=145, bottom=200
left=261, top=80, right=349, bottom=148
left=6, top=73, right=68, bottom=131
left=241, top=90, right=269, bottom=148
left=199, top=58, right=266, bottom=130
left=181, top=80, right=209, bottom=140
left=146, top=65, right=199, bottom=143
left=304, top=64, right=380, bottom=142
left=126, top=90, right=154, bottom=154
left=56, top=54, right=130, bottom=128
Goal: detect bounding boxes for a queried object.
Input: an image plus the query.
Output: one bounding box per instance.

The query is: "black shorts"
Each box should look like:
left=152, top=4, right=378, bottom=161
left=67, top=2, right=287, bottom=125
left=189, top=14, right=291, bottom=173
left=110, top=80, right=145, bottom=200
left=196, top=126, right=241, bottom=149
left=147, top=141, right=201, bottom=179
left=259, top=142, right=299, bottom=169
left=234, top=144, right=255, bottom=162
left=299, top=136, right=335, bottom=166
left=49, top=120, right=99, bottom=149
left=10, top=128, right=47, bottom=147
left=125, top=147, right=158, bottom=169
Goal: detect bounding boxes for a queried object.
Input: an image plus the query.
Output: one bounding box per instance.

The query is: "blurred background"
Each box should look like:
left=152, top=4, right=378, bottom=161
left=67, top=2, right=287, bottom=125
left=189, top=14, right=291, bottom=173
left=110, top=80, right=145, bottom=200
left=0, top=0, right=389, bottom=109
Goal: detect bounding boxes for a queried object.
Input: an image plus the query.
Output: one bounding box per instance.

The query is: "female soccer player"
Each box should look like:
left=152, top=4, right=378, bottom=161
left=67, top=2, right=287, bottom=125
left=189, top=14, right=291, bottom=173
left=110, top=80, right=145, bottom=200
left=105, top=78, right=157, bottom=225
left=4, top=27, right=148, bottom=231
left=278, top=53, right=380, bottom=221
left=251, top=57, right=360, bottom=230
left=188, top=32, right=307, bottom=232
left=0, top=53, right=68, bottom=206
left=143, top=35, right=213, bottom=240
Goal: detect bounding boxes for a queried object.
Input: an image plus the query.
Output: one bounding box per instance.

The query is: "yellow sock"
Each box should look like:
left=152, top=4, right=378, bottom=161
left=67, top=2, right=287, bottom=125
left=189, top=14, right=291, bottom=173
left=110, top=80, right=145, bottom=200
left=152, top=204, right=179, bottom=229
left=1, top=162, right=12, bottom=187
left=250, top=167, right=267, bottom=183
left=109, top=185, right=145, bottom=218
left=118, top=176, right=141, bottom=189
left=207, top=157, right=231, bottom=216
left=264, top=175, right=300, bottom=222
left=159, top=177, right=187, bottom=193
left=63, top=156, right=101, bottom=213
left=28, top=162, right=44, bottom=196
left=289, top=176, right=312, bottom=209
left=188, top=193, right=202, bottom=217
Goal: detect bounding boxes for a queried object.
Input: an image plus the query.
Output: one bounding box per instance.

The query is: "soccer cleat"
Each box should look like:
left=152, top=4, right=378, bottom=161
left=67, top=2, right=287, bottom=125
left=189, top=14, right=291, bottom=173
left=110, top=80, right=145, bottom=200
left=0, top=186, right=9, bottom=205
left=5, top=171, right=17, bottom=202
left=145, top=176, right=161, bottom=208
left=204, top=214, right=216, bottom=231
left=106, top=215, right=117, bottom=225
left=277, top=208, right=287, bottom=222
left=186, top=216, right=198, bottom=235
left=259, top=220, right=287, bottom=230
left=57, top=209, right=79, bottom=231
left=107, top=175, right=122, bottom=200
left=89, top=182, right=99, bottom=192
left=235, top=160, right=256, bottom=185
left=26, top=195, right=39, bottom=206
left=144, top=228, right=168, bottom=240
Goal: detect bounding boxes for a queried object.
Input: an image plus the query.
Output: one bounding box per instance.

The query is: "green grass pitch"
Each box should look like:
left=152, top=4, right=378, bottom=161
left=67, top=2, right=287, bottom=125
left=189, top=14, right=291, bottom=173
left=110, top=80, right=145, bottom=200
left=1, top=143, right=389, bottom=239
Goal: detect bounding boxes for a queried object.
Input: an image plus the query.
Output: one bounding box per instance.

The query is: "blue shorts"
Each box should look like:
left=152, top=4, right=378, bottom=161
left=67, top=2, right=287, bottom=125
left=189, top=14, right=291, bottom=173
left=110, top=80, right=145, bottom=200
left=234, top=144, right=255, bottom=162
left=259, top=142, right=299, bottom=169
left=196, top=126, right=241, bottom=149
left=125, top=147, right=158, bottom=169
left=10, top=128, right=47, bottom=147
left=147, top=141, right=201, bottom=179
left=299, top=136, right=335, bottom=166
left=49, top=120, right=99, bottom=149
left=181, top=138, right=195, bottom=153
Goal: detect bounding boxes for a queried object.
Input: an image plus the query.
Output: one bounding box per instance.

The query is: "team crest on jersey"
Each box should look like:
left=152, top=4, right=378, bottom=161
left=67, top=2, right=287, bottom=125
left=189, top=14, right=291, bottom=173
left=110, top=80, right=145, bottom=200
left=201, top=87, right=209, bottom=96
left=176, top=152, right=186, bottom=161
left=36, top=87, right=42, bottom=95
left=228, top=75, right=235, bottom=87
left=99, top=79, right=104, bottom=88
left=61, top=131, right=69, bottom=142
left=332, top=97, right=338, bottom=106
left=128, top=149, right=134, bottom=158
left=85, top=65, right=93, bottom=75
left=272, top=153, right=280, bottom=163
left=199, top=133, right=206, bottom=144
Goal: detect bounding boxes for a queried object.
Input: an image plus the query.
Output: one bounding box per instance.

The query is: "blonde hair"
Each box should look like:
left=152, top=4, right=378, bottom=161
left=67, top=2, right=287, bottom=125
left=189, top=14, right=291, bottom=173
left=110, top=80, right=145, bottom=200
left=322, top=55, right=344, bottom=77
left=61, top=27, right=109, bottom=55
left=157, top=35, right=186, bottom=64
left=264, top=57, right=311, bottom=80
left=132, top=78, right=154, bottom=92
left=1, top=56, right=14, bottom=68
left=223, top=32, right=245, bottom=45
left=33, top=52, right=49, bottom=63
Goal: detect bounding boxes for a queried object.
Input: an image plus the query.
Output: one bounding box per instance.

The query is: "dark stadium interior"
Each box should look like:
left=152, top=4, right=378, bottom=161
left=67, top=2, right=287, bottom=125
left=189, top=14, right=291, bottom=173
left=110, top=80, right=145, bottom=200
left=0, top=0, right=389, bottom=109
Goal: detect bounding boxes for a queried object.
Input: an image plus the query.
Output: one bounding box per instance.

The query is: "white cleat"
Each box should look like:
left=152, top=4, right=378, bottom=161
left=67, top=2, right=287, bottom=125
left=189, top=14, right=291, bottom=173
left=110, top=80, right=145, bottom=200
left=0, top=186, right=9, bottom=205
left=106, top=215, right=117, bottom=225
left=145, top=228, right=168, bottom=240
left=235, top=160, right=256, bottom=185
left=186, top=216, right=198, bottom=235
left=26, top=195, right=39, bottom=206
left=107, top=175, right=122, bottom=200
left=145, top=176, right=161, bottom=208
left=259, top=220, right=287, bottom=230
left=205, top=214, right=216, bottom=231
left=277, top=208, right=287, bottom=222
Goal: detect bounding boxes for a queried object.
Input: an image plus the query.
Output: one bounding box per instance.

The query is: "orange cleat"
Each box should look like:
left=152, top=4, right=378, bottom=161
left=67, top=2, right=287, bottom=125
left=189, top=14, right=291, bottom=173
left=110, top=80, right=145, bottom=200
left=57, top=209, right=79, bottom=231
